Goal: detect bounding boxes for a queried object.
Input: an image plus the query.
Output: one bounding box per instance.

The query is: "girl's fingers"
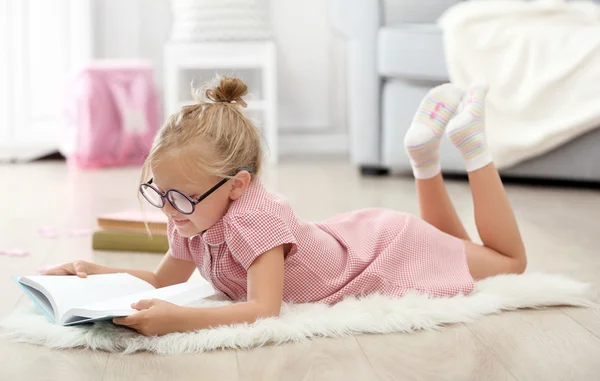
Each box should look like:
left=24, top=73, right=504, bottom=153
left=113, top=314, right=140, bottom=326
left=73, top=262, right=88, bottom=278
left=43, top=267, right=69, bottom=275
left=42, top=262, right=88, bottom=277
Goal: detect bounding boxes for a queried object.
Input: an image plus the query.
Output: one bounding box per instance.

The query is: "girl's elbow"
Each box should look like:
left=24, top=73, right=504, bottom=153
left=268, top=308, right=281, bottom=318
left=261, top=307, right=281, bottom=319
left=255, top=303, right=280, bottom=320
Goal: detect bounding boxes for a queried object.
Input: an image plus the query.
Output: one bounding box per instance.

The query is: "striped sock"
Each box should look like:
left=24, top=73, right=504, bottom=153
left=446, top=86, right=493, bottom=172
left=404, top=84, right=464, bottom=179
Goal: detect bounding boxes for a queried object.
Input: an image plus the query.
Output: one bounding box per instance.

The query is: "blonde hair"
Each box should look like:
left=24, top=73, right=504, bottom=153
left=140, top=75, right=263, bottom=186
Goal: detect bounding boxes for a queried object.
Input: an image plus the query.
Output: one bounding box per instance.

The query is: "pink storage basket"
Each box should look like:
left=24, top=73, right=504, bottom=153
left=61, top=61, right=160, bottom=169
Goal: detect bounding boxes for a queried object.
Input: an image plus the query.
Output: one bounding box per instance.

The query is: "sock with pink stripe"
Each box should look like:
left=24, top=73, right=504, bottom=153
left=446, top=86, right=493, bottom=172
left=403, top=84, right=464, bottom=179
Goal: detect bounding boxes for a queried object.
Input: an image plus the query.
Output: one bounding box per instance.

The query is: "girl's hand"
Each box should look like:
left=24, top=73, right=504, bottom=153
left=42, top=261, right=101, bottom=278
left=112, top=299, right=186, bottom=336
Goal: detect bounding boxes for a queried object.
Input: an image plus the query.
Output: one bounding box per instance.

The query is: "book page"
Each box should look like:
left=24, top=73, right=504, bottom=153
left=20, top=273, right=155, bottom=323
left=65, top=282, right=215, bottom=322
left=13, top=278, right=57, bottom=323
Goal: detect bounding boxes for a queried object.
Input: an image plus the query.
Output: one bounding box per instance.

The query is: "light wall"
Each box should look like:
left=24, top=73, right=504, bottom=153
left=93, top=0, right=348, bottom=156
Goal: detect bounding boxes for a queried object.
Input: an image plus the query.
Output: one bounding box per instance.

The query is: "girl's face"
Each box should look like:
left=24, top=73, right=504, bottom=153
left=149, top=157, right=251, bottom=238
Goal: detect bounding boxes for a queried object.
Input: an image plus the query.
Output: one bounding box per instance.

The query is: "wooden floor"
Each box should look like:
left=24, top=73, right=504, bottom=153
left=1, top=160, right=600, bottom=381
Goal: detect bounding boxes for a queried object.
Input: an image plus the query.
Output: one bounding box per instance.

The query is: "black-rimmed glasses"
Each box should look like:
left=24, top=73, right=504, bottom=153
left=139, top=167, right=253, bottom=215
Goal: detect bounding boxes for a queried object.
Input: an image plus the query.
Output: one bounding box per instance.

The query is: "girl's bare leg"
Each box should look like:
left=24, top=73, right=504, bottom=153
left=404, top=84, right=470, bottom=240
left=416, top=175, right=470, bottom=240
left=446, top=87, right=527, bottom=279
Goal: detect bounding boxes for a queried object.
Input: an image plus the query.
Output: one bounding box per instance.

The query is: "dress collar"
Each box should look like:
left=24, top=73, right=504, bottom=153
left=202, top=218, right=225, bottom=246
left=195, top=179, right=265, bottom=247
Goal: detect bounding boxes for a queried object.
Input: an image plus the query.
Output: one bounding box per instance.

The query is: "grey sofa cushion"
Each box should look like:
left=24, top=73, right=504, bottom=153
left=377, top=24, right=449, bottom=81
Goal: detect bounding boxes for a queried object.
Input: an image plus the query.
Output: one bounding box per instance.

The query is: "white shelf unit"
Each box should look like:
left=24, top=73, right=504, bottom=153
left=164, top=41, right=278, bottom=164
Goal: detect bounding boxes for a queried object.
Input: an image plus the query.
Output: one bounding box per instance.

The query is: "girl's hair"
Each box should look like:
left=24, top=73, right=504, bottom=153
left=140, top=75, right=263, bottom=187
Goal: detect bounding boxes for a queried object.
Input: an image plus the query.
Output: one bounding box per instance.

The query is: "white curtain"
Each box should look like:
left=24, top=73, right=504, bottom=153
left=0, top=0, right=93, bottom=162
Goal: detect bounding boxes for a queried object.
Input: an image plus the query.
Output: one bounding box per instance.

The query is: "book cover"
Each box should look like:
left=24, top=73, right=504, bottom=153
left=92, top=230, right=169, bottom=253
left=97, top=209, right=168, bottom=235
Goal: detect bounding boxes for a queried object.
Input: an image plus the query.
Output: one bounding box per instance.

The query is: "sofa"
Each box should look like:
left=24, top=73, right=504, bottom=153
left=329, top=0, right=600, bottom=182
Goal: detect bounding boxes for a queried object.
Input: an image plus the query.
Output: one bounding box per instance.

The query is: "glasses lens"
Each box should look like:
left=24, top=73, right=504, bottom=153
left=140, top=185, right=163, bottom=208
left=168, top=191, right=194, bottom=214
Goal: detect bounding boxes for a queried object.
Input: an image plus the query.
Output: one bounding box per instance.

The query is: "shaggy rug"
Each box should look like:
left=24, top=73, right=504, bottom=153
left=0, top=273, right=596, bottom=355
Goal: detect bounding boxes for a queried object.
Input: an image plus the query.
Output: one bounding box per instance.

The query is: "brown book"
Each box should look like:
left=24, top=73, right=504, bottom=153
left=92, top=230, right=169, bottom=253
left=97, top=209, right=168, bottom=235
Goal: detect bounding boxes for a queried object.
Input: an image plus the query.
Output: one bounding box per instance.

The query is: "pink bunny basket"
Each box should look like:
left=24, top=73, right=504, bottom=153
left=62, top=61, right=160, bottom=169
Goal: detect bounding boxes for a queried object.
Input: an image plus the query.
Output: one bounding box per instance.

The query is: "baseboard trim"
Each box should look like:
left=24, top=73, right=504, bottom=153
left=1, top=134, right=350, bottom=162
left=0, top=146, right=59, bottom=163
left=278, top=132, right=348, bottom=156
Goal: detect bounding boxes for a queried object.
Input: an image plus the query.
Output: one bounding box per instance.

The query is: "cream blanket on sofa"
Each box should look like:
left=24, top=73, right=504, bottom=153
left=439, top=0, right=600, bottom=168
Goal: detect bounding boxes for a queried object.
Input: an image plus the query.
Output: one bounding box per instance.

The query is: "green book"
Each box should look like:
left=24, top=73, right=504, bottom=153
left=92, top=230, right=169, bottom=253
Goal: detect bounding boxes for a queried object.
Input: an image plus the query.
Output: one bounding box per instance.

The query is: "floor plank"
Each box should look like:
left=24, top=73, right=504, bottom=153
left=465, top=308, right=600, bottom=380
left=1, top=161, right=600, bottom=380
left=236, top=336, right=379, bottom=381
left=0, top=337, right=108, bottom=381
left=102, top=350, right=239, bottom=381
left=357, top=324, right=516, bottom=381
left=561, top=306, right=600, bottom=340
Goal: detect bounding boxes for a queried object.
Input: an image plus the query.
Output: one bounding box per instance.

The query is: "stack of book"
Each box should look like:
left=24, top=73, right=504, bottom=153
left=92, top=209, right=169, bottom=253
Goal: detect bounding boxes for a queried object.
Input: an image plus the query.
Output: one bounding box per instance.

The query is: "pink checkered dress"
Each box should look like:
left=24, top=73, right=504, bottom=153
left=168, top=180, right=474, bottom=304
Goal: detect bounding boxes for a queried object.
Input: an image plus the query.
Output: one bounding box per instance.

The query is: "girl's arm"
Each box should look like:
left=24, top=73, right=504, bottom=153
left=113, top=246, right=284, bottom=335
left=43, top=252, right=195, bottom=289
left=177, top=245, right=285, bottom=330
left=96, top=251, right=196, bottom=288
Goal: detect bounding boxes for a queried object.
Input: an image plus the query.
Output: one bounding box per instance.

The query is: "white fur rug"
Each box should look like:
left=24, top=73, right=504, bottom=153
left=0, top=273, right=596, bottom=355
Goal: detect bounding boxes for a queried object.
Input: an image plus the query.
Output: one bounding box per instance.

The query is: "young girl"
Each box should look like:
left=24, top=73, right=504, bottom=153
left=45, top=77, right=527, bottom=336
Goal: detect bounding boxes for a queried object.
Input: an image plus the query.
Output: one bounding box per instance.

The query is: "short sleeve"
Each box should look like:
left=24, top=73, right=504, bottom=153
left=167, top=220, right=194, bottom=261
left=225, top=210, right=297, bottom=270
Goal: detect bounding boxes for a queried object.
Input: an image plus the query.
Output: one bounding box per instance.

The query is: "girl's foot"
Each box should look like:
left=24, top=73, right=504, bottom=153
left=446, top=86, right=493, bottom=172
left=404, top=84, right=464, bottom=179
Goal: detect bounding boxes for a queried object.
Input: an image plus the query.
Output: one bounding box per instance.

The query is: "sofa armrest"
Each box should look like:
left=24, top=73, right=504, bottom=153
left=328, top=0, right=382, bottom=166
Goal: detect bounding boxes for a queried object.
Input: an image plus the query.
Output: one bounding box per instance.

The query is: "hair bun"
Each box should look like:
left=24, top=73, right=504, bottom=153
left=205, top=76, right=248, bottom=108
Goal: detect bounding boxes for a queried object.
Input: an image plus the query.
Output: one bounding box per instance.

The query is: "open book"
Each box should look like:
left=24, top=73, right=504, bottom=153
left=13, top=273, right=214, bottom=326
